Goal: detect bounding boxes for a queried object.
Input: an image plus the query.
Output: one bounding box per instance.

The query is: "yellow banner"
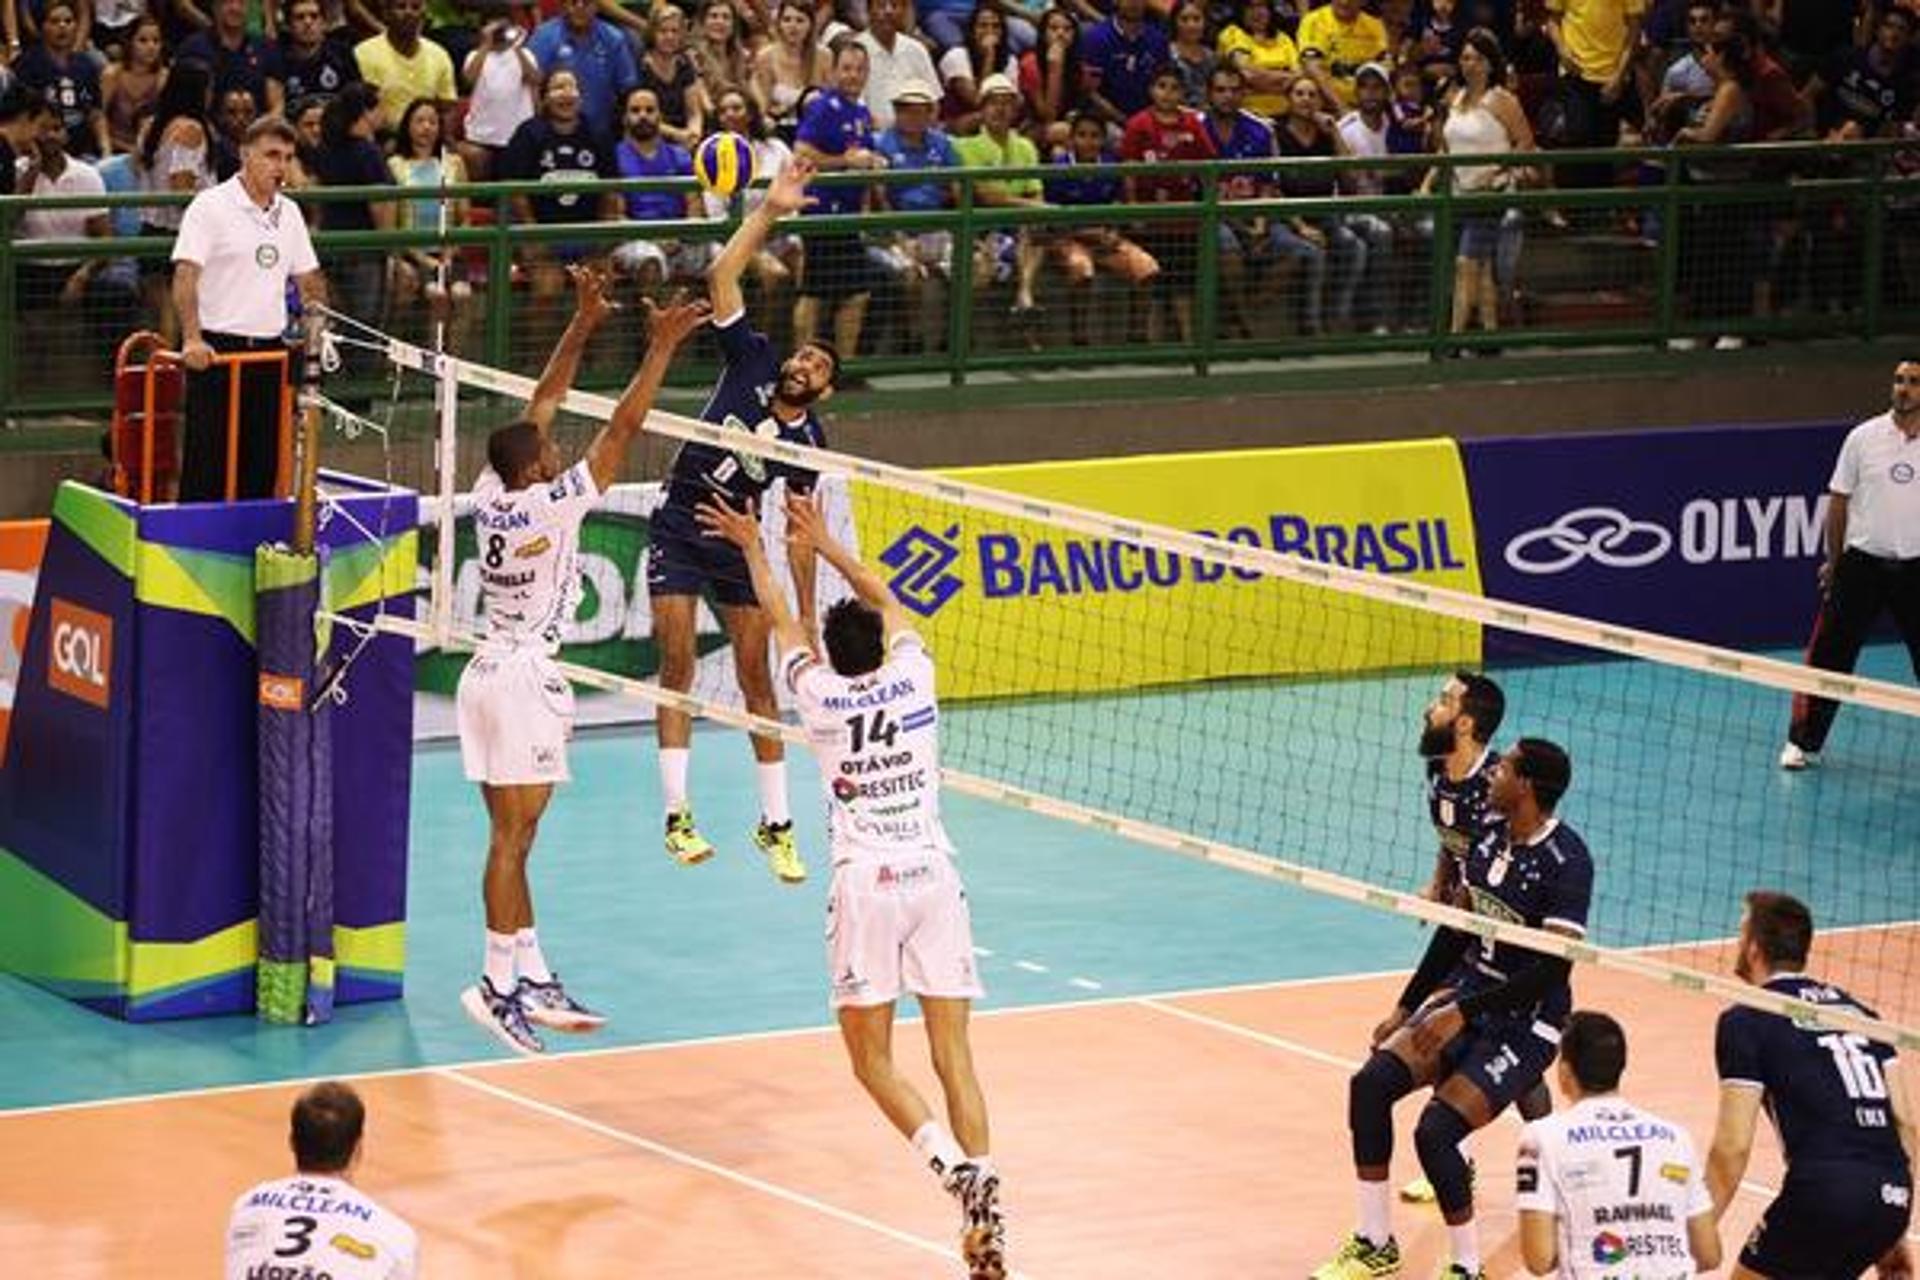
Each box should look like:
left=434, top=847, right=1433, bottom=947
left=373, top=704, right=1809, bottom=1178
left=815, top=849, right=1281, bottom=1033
left=850, top=441, right=1482, bottom=699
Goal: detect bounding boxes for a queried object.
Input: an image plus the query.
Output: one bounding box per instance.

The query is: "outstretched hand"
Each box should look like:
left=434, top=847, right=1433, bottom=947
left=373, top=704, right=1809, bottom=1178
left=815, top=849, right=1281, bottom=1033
left=695, top=495, right=760, bottom=550
left=643, top=295, right=713, bottom=351
left=567, top=261, right=617, bottom=328
left=783, top=491, right=828, bottom=557
left=764, top=156, right=819, bottom=219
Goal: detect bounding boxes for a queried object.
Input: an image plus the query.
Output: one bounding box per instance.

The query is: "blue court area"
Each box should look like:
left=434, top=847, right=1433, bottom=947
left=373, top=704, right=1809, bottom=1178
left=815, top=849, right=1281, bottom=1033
left=1, top=643, right=1914, bottom=1112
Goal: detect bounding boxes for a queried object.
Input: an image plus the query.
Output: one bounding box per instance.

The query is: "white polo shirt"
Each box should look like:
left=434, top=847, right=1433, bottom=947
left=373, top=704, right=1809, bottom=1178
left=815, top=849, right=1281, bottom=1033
left=858, top=30, right=939, bottom=131
left=171, top=175, right=320, bottom=339
left=1830, top=411, right=1920, bottom=560
left=21, top=160, right=108, bottom=264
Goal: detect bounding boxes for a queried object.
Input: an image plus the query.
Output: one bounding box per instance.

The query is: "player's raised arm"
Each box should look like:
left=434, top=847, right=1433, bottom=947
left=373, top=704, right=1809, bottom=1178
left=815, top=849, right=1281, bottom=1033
left=524, top=263, right=618, bottom=435
left=582, top=298, right=711, bottom=492
left=709, top=156, right=816, bottom=321
left=784, top=491, right=907, bottom=641
left=697, top=497, right=809, bottom=657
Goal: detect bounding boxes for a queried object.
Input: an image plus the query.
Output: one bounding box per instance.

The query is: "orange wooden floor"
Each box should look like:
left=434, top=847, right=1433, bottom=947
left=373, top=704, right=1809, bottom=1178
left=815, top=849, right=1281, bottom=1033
left=5, top=927, right=1915, bottom=1278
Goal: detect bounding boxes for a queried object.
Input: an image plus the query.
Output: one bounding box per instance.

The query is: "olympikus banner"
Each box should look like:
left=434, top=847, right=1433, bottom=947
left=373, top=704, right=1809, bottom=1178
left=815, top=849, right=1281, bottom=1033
left=1461, top=422, right=1851, bottom=651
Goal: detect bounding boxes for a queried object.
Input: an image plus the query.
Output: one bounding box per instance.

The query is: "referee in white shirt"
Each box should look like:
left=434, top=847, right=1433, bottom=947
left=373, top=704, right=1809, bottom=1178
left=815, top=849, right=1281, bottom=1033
left=171, top=115, right=328, bottom=503
left=1782, top=359, right=1920, bottom=769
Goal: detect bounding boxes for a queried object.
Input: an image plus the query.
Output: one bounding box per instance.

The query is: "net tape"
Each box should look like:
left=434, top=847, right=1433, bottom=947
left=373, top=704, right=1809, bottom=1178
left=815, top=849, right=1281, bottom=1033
left=362, top=333, right=1919, bottom=1050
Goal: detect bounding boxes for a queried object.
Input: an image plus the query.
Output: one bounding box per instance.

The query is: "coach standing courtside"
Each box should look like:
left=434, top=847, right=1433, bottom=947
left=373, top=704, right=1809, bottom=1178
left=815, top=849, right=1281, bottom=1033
left=172, top=115, right=328, bottom=503
left=1781, top=359, right=1920, bottom=769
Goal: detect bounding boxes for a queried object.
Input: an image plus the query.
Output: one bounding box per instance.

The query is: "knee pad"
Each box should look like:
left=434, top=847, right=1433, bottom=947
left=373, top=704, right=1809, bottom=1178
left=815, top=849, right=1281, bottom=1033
left=1413, top=1100, right=1477, bottom=1216
left=1349, top=1052, right=1416, bottom=1168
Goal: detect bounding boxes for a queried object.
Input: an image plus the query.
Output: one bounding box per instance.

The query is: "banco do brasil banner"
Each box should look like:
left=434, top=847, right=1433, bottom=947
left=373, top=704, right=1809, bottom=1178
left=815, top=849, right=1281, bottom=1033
left=850, top=441, right=1485, bottom=700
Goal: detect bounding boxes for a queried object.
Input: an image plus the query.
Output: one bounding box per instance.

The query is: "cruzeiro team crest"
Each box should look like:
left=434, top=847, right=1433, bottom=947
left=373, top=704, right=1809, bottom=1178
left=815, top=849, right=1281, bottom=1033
left=255, top=243, right=281, bottom=269
left=879, top=525, right=964, bottom=617
left=719, top=413, right=778, bottom=483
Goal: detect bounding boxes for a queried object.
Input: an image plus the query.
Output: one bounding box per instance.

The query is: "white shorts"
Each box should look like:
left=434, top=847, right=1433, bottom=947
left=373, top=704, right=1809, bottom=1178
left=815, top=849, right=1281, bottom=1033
left=456, top=649, right=575, bottom=786
left=826, top=854, right=983, bottom=1010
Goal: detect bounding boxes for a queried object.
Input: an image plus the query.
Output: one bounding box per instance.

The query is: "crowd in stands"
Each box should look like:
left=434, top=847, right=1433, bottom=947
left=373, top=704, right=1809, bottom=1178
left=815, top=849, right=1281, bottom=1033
left=1, top=0, right=1916, bottom=362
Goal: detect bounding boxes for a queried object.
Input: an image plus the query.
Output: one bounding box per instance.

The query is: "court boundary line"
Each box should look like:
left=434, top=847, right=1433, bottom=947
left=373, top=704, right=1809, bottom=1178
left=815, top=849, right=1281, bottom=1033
left=1132, top=995, right=1920, bottom=1242
left=436, top=1067, right=1036, bottom=1279
left=3, top=916, right=1912, bottom=1119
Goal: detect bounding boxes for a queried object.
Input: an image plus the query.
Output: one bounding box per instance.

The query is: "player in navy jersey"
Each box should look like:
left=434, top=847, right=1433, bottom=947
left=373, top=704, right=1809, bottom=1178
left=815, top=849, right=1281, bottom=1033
left=647, top=154, right=838, bottom=885
left=1317, top=737, right=1592, bottom=1280
left=1708, top=891, right=1914, bottom=1280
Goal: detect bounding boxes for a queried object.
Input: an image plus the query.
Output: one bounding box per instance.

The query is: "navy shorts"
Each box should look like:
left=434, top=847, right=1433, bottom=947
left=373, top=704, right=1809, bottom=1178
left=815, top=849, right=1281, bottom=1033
left=1438, top=1009, right=1561, bottom=1115
left=1739, top=1161, right=1911, bottom=1279
left=646, top=504, right=759, bottom=607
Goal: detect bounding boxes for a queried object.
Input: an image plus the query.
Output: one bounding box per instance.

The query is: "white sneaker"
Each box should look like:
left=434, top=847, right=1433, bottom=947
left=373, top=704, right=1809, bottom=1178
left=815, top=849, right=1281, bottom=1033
left=1714, top=335, right=1747, bottom=351
left=1778, top=742, right=1819, bottom=771
left=1667, top=337, right=1700, bottom=351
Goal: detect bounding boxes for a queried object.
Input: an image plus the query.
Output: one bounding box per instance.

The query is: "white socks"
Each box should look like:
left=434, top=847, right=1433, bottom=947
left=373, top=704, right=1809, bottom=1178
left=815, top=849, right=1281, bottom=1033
left=483, top=931, right=515, bottom=992
left=1358, top=1179, right=1393, bottom=1246
left=515, top=928, right=552, bottom=984
left=1448, top=1221, right=1480, bottom=1272
left=660, top=747, right=691, bottom=814
left=757, top=761, right=790, bottom=826
left=911, top=1120, right=967, bottom=1177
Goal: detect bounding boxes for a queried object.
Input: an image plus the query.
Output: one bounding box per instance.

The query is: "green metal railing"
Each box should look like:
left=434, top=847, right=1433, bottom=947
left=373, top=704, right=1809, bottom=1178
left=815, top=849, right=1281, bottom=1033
left=1, top=137, right=1915, bottom=416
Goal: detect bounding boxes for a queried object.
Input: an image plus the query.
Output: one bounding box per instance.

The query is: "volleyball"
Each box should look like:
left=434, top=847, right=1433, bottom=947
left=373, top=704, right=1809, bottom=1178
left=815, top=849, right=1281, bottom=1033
left=694, top=132, right=755, bottom=198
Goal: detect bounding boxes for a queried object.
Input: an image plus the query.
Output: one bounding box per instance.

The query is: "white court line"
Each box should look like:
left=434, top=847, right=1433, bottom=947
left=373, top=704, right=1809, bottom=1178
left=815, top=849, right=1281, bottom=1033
left=436, top=1068, right=1034, bottom=1278
left=1132, top=993, right=1920, bottom=1240
left=1013, top=961, right=1050, bottom=974
left=1068, top=978, right=1103, bottom=991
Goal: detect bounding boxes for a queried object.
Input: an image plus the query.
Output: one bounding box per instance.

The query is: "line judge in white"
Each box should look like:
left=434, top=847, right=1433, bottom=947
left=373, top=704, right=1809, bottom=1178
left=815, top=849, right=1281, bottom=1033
left=698, top=489, right=1010, bottom=1280
left=225, top=1082, right=418, bottom=1280
left=1781, top=359, right=1920, bottom=770
left=1516, top=1009, right=1720, bottom=1278
left=170, top=114, right=327, bottom=503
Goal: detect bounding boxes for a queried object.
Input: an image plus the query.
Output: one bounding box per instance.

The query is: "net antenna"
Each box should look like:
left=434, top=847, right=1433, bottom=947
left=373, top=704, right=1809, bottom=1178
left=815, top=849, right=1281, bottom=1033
left=359, top=333, right=1920, bottom=1052
left=430, top=145, right=459, bottom=652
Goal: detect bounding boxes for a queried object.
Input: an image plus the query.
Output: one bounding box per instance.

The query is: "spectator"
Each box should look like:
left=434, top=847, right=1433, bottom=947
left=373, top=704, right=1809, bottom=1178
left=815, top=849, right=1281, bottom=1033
left=1718, top=9, right=1805, bottom=142
left=916, top=0, right=980, bottom=53
left=705, top=85, right=800, bottom=318
left=137, top=58, right=217, bottom=342
left=529, top=0, right=641, bottom=137
left=213, top=83, right=256, bottom=172
left=1766, top=0, right=1865, bottom=81
left=313, top=80, right=395, bottom=362
left=1403, top=0, right=1466, bottom=86
left=1337, top=61, right=1403, bottom=333
left=178, top=0, right=286, bottom=118
left=940, top=4, right=1020, bottom=132
left=1297, top=0, right=1391, bottom=110
left=1168, top=0, right=1217, bottom=108
left=1018, top=6, right=1089, bottom=138
left=691, top=0, right=753, bottom=103
left=638, top=4, right=711, bottom=147
left=1044, top=109, right=1159, bottom=344
left=858, top=0, right=938, bottom=130
left=460, top=16, right=540, bottom=180
left=610, top=84, right=710, bottom=302
left=355, top=0, right=457, bottom=133
left=0, top=84, right=38, bottom=197
left=1200, top=62, right=1274, bottom=338
left=1081, top=0, right=1170, bottom=126
left=17, top=90, right=136, bottom=357
left=1539, top=0, right=1642, bottom=183
left=751, top=0, right=829, bottom=134
left=225, top=1083, right=419, bottom=1280
left=953, top=73, right=1048, bottom=340
left=101, top=14, right=167, bottom=155
left=503, top=64, right=621, bottom=242
left=1805, top=7, right=1914, bottom=142
left=872, top=77, right=959, bottom=352
left=279, top=0, right=361, bottom=104
left=1671, top=26, right=1755, bottom=347
left=171, top=115, right=326, bottom=502
left=90, top=0, right=151, bottom=63
left=1644, top=0, right=1715, bottom=142
left=14, top=0, right=109, bottom=157
left=1271, top=71, right=1362, bottom=335
left=1430, top=25, right=1534, bottom=344
left=1120, top=64, right=1217, bottom=341
left=388, top=97, right=474, bottom=318
left=287, top=92, right=325, bottom=188
left=792, top=38, right=881, bottom=358
left=1217, top=0, right=1297, bottom=119
left=1386, top=58, right=1436, bottom=164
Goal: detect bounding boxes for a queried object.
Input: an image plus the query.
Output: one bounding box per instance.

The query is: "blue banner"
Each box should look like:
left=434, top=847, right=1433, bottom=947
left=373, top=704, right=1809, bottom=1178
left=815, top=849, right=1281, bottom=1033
left=1462, top=422, right=1851, bottom=651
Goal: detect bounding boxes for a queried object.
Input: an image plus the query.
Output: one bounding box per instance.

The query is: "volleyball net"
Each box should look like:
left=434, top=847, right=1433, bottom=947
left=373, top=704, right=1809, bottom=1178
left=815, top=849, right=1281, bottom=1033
left=329, top=316, right=1920, bottom=1050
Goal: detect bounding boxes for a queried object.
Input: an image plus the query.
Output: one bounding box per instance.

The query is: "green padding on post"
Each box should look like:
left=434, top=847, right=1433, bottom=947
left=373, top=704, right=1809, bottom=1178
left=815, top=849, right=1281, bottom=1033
left=256, top=545, right=319, bottom=591
left=52, top=483, right=136, bottom=579
left=137, top=541, right=258, bottom=643
left=257, top=960, right=307, bottom=1024
left=0, top=845, right=128, bottom=987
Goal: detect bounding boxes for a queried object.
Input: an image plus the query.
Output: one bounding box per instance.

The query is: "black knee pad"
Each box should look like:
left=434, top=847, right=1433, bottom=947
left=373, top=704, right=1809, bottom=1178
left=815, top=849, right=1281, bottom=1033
left=1413, top=1099, right=1477, bottom=1216
left=1349, top=1052, right=1416, bottom=1167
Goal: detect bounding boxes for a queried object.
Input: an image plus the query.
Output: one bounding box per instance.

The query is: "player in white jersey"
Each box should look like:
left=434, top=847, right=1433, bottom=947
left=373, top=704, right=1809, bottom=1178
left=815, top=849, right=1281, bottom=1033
left=225, top=1082, right=418, bottom=1280
left=1516, top=1011, right=1720, bottom=1279
left=698, top=490, right=1008, bottom=1280
left=457, top=266, right=710, bottom=1056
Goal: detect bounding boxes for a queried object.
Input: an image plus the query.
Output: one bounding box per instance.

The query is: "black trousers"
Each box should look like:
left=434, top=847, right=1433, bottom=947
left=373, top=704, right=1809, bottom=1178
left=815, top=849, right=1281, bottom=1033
left=1789, top=547, right=1920, bottom=751
left=179, top=331, right=290, bottom=503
